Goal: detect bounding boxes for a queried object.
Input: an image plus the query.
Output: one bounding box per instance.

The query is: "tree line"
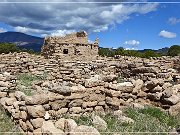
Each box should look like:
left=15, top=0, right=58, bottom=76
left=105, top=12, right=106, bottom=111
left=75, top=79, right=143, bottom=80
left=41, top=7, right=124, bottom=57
left=0, top=43, right=179, bottom=58
left=0, top=43, right=39, bottom=54
left=98, top=45, right=180, bottom=58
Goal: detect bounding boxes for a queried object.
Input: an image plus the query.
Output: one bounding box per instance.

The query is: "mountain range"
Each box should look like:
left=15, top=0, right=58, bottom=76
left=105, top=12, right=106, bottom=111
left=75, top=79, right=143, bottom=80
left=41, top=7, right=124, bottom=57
left=0, top=31, right=170, bottom=54
left=0, top=32, right=44, bottom=52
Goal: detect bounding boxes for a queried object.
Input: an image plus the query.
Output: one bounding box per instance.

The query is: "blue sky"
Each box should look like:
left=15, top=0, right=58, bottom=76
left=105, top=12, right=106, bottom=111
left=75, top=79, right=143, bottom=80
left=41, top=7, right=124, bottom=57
left=0, top=1, right=179, bottom=50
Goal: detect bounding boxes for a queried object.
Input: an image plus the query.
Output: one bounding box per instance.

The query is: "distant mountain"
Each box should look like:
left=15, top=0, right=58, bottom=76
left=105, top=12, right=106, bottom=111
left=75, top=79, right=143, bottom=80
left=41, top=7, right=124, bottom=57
left=138, top=47, right=169, bottom=55
left=0, top=32, right=44, bottom=52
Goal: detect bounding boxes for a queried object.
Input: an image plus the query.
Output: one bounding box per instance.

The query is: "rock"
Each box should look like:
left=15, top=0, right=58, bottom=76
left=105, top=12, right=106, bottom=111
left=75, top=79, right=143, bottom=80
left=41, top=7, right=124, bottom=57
left=70, top=125, right=100, bottom=135
left=169, top=102, right=180, bottom=116
left=92, top=115, right=107, bottom=131
left=109, top=82, right=134, bottom=93
left=30, top=118, right=44, bottom=129
left=69, top=107, right=82, bottom=114
left=147, top=93, right=162, bottom=101
left=20, top=111, right=27, bottom=121
left=19, top=119, right=27, bottom=131
left=27, top=105, right=45, bottom=118
left=169, top=128, right=179, bottom=135
left=55, top=118, right=66, bottom=130
left=41, top=121, right=65, bottom=135
left=5, top=98, right=16, bottom=106
left=132, top=79, right=143, bottom=94
left=150, top=85, right=162, bottom=93
left=132, top=103, right=144, bottom=109
left=64, top=119, right=78, bottom=133
left=106, top=97, right=120, bottom=109
left=0, top=91, right=7, bottom=98
left=132, top=67, right=158, bottom=74
left=56, top=108, right=68, bottom=115
left=82, top=101, right=97, bottom=108
left=70, top=85, right=86, bottom=93
left=162, top=88, right=173, bottom=98
left=94, top=106, right=104, bottom=113
left=118, top=116, right=134, bottom=124
left=49, top=100, right=69, bottom=110
left=25, top=94, right=49, bottom=105
left=102, top=75, right=117, bottom=82
left=163, top=95, right=180, bottom=105
left=33, top=128, right=42, bottom=135
left=69, top=99, right=83, bottom=107
left=44, top=111, right=50, bottom=120
left=113, top=110, right=123, bottom=117
left=26, top=120, right=34, bottom=132
left=14, top=91, right=26, bottom=101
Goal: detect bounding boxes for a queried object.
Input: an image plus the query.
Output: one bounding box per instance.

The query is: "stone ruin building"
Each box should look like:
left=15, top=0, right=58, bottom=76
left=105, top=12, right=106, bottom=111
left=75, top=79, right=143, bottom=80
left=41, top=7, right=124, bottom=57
left=41, top=31, right=99, bottom=61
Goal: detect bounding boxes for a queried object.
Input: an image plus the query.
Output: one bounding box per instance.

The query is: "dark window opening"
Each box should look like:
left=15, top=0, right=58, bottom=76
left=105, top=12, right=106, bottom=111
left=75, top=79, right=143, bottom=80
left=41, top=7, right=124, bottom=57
left=63, top=49, right=68, bottom=54
left=91, top=45, right=92, bottom=49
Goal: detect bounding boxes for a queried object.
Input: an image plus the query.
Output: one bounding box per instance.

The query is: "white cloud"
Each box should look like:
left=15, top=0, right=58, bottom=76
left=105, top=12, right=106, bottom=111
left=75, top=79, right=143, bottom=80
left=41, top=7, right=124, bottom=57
left=0, top=1, right=158, bottom=35
left=124, top=40, right=140, bottom=46
left=50, top=30, right=76, bottom=37
left=14, top=26, right=46, bottom=34
left=159, top=30, right=177, bottom=38
left=168, top=17, right=180, bottom=25
left=0, top=27, right=7, bottom=33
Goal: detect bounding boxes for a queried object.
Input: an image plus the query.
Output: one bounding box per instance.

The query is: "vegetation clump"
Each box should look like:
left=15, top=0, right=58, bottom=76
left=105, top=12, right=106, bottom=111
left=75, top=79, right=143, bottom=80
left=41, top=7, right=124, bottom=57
left=70, top=106, right=180, bottom=135
left=0, top=106, right=21, bottom=134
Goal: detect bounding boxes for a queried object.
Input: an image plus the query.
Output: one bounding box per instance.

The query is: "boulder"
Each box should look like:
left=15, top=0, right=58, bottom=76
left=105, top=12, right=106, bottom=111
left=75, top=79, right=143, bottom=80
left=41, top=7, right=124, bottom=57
left=69, top=107, right=82, bottom=114
left=169, top=102, right=180, bottom=116
left=33, top=128, right=42, bottom=135
left=0, top=91, right=7, bottom=98
left=132, top=79, right=144, bottom=94
left=25, top=94, right=49, bottom=105
left=55, top=118, right=66, bottom=130
left=163, top=95, right=180, bottom=105
left=102, top=75, right=117, bottom=82
left=27, top=105, right=45, bottom=118
left=41, top=121, right=65, bottom=135
left=30, top=118, right=44, bottom=129
left=64, top=119, right=78, bottom=133
left=92, top=115, right=107, bottom=131
left=14, top=91, right=26, bottom=101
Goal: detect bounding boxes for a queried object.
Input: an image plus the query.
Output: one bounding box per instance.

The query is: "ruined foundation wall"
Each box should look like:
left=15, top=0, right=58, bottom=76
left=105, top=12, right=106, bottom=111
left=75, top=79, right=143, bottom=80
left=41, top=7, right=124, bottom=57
left=41, top=31, right=99, bottom=61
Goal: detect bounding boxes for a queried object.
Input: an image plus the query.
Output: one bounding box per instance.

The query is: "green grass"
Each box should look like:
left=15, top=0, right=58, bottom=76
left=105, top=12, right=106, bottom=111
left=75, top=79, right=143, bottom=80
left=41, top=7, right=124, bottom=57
left=16, top=73, right=47, bottom=96
left=67, top=106, right=180, bottom=135
left=0, top=106, right=21, bottom=134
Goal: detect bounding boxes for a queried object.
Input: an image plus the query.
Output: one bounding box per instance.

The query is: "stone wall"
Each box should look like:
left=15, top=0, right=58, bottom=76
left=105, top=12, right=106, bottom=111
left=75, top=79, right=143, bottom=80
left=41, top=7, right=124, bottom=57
left=0, top=71, right=180, bottom=134
left=41, top=31, right=99, bottom=61
left=0, top=52, right=180, bottom=134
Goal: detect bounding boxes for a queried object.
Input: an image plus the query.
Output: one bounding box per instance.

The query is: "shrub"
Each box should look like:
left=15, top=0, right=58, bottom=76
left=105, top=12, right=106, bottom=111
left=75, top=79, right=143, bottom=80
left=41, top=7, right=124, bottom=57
left=168, top=45, right=180, bottom=56
left=0, top=43, right=20, bottom=54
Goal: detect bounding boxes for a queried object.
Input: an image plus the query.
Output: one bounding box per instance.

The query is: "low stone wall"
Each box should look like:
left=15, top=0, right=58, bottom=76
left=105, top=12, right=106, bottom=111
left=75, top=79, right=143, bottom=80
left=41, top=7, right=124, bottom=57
left=0, top=71, right=180, bottom=134
left=0, top=53, right=180, bottom=134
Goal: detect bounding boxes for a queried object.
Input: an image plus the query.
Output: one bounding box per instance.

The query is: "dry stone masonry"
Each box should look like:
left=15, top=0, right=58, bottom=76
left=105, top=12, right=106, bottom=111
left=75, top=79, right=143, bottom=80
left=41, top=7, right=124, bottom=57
left=0, top=32, right=180, bottom=134
left=41, top=31, right=99, bottom=61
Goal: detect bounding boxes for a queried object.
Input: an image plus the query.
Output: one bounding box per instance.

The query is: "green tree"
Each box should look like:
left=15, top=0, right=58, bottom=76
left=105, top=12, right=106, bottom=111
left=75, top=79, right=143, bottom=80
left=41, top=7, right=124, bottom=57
left=0, top=43, right=20, bottom=54
left=168, top=45, right=180, bottom=56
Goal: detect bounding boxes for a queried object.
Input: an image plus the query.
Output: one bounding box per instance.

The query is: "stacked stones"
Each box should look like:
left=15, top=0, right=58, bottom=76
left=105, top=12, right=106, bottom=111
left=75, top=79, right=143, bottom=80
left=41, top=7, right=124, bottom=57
left=0, top=72, right=16, bottom=98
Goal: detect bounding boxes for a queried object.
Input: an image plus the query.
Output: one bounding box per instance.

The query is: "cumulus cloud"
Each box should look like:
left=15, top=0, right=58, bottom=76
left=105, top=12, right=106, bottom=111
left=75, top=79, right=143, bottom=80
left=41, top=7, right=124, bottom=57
left=168, top=17, right=180, bottom=25
left=124, top=40, right=140, bottom=46
left=0, top=0, right=158, bottom=35
left=159, top=30, right=177, bottom=38
left=0, top=27, right=7, bottom=33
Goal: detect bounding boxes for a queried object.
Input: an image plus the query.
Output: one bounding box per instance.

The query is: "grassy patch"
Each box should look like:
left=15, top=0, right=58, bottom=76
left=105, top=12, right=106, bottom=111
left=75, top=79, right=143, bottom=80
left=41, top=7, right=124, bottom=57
left=16, top=73, right=47, bottom=96
left=65, top=106, right=180, bottom=135
left=17, top=73, right=40, bottom=87
left=0, top=106, right=21, bottom=134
